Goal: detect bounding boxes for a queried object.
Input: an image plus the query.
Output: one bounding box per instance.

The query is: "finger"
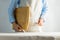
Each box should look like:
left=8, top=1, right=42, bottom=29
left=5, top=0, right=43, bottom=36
left=18, top=24, right=23, bottom=28
left=37, top=19, right=41, bottom=24
left=14, top=27, right=19, bottom=31
left=14, top=26, right=25, bottom=32
left=13, top=24, right=24, bottom=32
left=19, top=29, right=25, bottom=32
left=16, top=24, right=23, bottom=29
left=38, top=22, right=43, bottom=26
left=16, top=26, right=23, bottom=32
left=16, top=26, right=25, bottom=32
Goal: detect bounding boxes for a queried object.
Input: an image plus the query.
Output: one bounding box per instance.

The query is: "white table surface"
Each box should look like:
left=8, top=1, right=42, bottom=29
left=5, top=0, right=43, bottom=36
left=0, top=32, right=60, bottom=40
left=0, top=32, right=60, bottom=37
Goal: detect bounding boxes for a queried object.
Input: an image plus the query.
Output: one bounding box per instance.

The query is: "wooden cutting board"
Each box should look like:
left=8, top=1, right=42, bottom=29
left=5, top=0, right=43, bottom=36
left=14, top=7, right=30, bottom=31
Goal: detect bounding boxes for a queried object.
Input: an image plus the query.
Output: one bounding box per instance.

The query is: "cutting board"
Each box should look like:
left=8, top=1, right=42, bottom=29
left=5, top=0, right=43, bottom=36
left=14, top=7, right=30, bottom=31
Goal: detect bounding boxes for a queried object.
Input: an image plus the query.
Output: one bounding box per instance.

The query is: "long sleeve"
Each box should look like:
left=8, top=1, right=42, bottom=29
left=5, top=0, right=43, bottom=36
left=8, top=0, right=16, bottom=23
left=40, top=0, right=48, bottom=18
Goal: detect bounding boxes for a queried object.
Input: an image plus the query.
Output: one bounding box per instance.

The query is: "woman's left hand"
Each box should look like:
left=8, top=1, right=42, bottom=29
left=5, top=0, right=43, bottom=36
left=38, top=18, right=44, bottom=26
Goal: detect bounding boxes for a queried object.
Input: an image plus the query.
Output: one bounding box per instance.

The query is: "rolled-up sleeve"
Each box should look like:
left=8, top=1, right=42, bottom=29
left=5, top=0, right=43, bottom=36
left=40, top=0, right=48, bottom=18
left=8, top=0, right=16, bottom=23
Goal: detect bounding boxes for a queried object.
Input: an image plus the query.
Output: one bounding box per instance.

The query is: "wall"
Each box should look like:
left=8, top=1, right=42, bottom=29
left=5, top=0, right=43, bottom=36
left=42, top=0, right=60, bottom=32
left=0, top=0, right=60, bottom=32
left=0, top=0, right=13, bottom=33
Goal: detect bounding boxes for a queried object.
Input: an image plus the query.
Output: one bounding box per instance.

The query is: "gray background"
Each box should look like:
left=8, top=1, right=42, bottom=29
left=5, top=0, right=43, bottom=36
left=0, top=0, right=60, bottom=33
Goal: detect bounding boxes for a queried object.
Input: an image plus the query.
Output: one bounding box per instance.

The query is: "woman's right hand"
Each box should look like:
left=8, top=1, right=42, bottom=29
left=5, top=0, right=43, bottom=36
left=12, top=22, right=24, bottom=32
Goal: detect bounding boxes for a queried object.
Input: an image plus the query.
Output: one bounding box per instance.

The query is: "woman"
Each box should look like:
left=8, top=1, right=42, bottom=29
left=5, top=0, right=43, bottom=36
left=8, top=0, right=47, bottom=32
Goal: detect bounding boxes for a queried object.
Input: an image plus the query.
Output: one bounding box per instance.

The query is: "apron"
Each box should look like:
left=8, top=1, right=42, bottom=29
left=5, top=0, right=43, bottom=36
left=15, top=0, right=42, bottom=32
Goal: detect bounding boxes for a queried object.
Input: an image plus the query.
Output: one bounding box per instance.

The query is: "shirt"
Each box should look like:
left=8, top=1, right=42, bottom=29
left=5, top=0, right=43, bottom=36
left=8, top=0, right=47, bottom=23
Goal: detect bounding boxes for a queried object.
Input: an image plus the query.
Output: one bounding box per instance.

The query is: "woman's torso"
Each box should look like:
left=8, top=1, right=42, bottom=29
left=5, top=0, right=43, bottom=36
left=16, top=0, right=42, bottom=32
left=16, top=0, right=42, bottom=23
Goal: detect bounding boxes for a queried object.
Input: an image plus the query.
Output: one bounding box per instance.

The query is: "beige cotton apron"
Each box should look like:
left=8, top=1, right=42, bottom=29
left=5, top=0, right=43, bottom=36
left=14, top=0, right=42, bottom=32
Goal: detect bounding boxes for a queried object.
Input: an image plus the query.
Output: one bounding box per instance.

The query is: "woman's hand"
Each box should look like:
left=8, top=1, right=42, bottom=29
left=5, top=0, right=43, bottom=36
left=38, top=18, right=44, bottom=26
left=12, top=22, right=24, bottom=32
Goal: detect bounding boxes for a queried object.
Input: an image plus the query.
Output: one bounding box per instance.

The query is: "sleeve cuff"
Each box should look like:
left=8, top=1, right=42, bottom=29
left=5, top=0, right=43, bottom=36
left=9, top=18, right=15, bottom=24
